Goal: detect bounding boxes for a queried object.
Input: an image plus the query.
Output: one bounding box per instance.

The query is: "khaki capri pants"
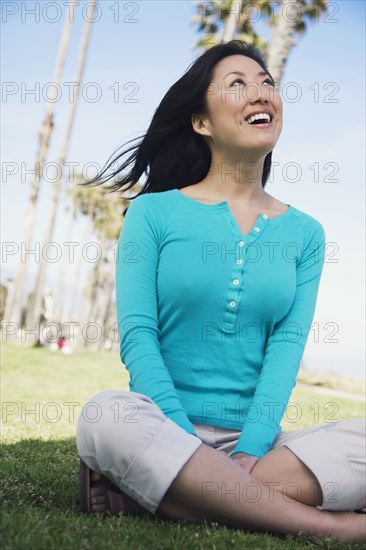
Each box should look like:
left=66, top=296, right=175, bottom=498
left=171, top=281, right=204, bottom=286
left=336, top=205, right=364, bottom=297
left=76, top=390, right=366, bottom=514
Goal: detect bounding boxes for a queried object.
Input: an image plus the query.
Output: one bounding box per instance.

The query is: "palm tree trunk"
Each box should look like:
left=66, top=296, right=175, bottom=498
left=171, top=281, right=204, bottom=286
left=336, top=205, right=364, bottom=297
left=97, top=264, right=115, bottom=351
left=27, top=0, right=98, bottom=342
left=79, top=236, right=109, bottom=348
left=221, top=0, right=243, bottom=42
left=100, top=293, right=115, bottom=351
left=65, top=196, right=96, bottom=323
left=266, top=0, right=300, bottom=85
left=53, top=201, right=77, bottom=323
left=3, top=279, right=13, bottom=326
left=7, top=0, right=78, bottom=328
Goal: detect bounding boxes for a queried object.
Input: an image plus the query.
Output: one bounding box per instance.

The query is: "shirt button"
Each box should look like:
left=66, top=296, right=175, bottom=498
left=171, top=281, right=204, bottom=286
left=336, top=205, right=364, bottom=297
left=254, top=227, right=260, bottom=232
left=239, top=241, right=245, bottom=247
left=263, top=214, right=268, bottom=219
left=233, top=279, right=239, bottom=285
left=230, top=300, right=236, bottom=307
left=236, top=259, right=243, bottom=265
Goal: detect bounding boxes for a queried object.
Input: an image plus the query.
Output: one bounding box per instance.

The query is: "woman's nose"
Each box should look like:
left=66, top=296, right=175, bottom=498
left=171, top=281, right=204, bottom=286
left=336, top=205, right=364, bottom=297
left=245, top=82, right=270, bottom=104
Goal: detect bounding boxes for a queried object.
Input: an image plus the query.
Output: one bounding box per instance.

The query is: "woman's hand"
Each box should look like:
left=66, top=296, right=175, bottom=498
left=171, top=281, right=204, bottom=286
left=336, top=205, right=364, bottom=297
left=230, top=452, right=260, bottom=473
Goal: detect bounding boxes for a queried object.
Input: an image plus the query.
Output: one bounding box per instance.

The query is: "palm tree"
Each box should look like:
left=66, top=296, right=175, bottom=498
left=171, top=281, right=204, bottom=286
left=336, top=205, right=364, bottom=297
left=0, top=284, right=9, bottom=323
left=191, top=0, right=328, bottom=83
left=64, top=182, right=106, bottom=326
left=222, top=0, right=244, bottom=42
left=27, top=0, right=98, bottom=343
left=7, top=0, right=78, bottom=328
left=77, top=187, right=128, bottom=350
left=191, top=0, right=270, bottom=52
left=266, top=0, right=328, bottom=84
left=55, top=174, right=140, bottom=350
left=52, top=189, right=78, bottom=323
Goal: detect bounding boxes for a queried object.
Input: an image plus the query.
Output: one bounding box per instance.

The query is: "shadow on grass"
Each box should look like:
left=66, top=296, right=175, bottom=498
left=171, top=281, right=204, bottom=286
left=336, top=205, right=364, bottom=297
left=1, top=438, right=80, bottom=512
left=0, top=438, right=169, bottom=549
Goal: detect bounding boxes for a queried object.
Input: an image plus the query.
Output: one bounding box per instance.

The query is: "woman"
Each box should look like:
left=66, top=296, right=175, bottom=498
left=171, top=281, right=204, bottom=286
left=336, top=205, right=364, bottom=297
left=76, top=40, right=365, bottom=542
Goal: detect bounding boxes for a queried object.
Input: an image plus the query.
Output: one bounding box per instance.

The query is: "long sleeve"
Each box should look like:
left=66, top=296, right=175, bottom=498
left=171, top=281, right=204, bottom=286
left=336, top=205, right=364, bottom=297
left=115, top=196, right=198, bottom=436
left=230, top=220, right=326, bottom=458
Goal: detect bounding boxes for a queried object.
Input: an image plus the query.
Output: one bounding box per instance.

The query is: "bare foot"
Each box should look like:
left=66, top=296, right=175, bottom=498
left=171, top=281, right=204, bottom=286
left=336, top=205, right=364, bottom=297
left=88, top=470, right=152, bottom=517
left=89, top=471, right=109, bottom=514
left=332, top=511, right=366, bottom=543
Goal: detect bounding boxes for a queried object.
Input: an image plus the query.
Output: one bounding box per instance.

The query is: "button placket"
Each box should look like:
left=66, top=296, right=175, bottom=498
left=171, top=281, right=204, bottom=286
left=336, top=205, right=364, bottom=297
left=224, top=240, right=245, bottom=328
left=221, top=212, right=270, bottom=333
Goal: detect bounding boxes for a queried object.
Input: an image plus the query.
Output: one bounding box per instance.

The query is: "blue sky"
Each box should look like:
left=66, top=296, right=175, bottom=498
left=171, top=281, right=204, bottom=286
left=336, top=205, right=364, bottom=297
left=2, top=1, right=365, bottom=377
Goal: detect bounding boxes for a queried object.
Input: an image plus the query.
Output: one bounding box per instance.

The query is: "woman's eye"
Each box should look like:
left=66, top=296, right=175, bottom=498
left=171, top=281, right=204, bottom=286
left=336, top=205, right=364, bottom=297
left=231, top=78, right=274, bottom=87
left=231, top=78, right=245, bottom=86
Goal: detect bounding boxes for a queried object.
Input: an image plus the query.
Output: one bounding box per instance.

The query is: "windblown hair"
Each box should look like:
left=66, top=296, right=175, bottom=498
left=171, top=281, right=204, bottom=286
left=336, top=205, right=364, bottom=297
left=83, top=40, right=275, bottom=212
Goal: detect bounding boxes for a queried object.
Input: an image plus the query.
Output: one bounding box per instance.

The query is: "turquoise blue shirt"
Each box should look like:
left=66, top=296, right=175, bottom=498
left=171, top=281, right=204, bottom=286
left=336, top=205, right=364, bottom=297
left=116, top=189, right=326, bottom=458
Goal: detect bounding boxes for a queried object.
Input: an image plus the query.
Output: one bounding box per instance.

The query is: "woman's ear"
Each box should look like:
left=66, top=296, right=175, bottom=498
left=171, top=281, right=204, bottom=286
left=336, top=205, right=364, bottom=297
left=191, top=113, right=211, bottom=137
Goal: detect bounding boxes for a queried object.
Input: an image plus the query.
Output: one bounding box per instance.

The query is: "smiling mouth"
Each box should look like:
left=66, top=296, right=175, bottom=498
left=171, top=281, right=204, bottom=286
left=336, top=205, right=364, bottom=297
left=245, top=113, right=272, bottom=125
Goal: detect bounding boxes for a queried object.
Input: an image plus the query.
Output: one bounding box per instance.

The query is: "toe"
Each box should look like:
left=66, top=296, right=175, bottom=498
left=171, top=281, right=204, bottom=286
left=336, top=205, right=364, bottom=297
left=91, top=471, right=102, bottom=482
left=93, top=495, right=108, bottom=505
left=90, top=485, right=106, bottom=497
left=91, top=503, right=107, bottom=514
left=90, top=490, right=108, bottom=514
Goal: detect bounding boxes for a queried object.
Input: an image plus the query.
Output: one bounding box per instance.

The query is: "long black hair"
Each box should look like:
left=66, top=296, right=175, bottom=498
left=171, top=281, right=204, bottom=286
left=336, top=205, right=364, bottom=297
left=83, top=40, right=275, bottom=209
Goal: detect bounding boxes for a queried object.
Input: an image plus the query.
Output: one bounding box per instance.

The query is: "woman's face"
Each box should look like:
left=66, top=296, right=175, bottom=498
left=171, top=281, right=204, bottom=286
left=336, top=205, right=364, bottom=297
left=194, top=54, right=283, bottom=160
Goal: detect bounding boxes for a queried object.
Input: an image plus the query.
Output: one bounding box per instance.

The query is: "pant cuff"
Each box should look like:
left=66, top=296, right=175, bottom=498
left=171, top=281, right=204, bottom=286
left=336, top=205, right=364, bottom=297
left=119, top=417, right=202, bottom=513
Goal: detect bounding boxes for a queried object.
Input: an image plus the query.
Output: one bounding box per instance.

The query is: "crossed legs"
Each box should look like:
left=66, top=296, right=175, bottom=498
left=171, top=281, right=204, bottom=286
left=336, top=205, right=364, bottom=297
left=251, top=445, right=323, bottom=506
left=156, top=443, right=365, bottom=542
left=77, top=391, right=366, bottom=543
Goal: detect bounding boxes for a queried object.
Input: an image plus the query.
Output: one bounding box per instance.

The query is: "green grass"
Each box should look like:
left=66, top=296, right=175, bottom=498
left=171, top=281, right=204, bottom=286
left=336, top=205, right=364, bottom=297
left=1, top=342, right=365, bottom=550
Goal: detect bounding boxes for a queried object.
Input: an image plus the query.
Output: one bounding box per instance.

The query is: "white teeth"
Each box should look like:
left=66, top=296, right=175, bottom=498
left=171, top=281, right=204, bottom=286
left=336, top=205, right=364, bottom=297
left=246, top=113, right=271, bottom=124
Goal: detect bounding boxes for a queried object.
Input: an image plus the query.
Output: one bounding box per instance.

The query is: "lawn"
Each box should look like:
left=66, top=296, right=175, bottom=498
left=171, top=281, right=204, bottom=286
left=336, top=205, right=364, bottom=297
left=1, top=342, right=365, bottom=549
